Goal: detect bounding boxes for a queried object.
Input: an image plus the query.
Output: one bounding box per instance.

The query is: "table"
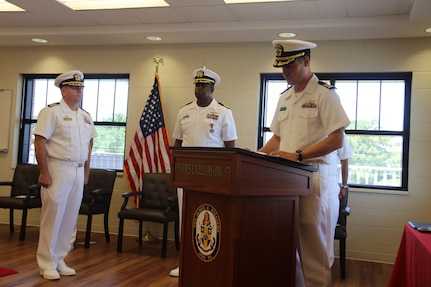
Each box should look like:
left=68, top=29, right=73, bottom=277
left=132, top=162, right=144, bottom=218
left=388, top=223, right=431, bottom=287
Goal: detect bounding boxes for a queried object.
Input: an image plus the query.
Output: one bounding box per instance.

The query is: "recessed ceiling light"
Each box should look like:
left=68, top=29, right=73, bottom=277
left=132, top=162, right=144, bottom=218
left=146, top=36, right=162, bottom=41
left=0, top=0, right=25, bottom=11
left=278, top=32, right=297, bottom=38
left=32, top=38, right=49, bottom=44
left=425, top=27, right=431, bottom=33
left=224, top=0, right=296, bottom=3
left=56, top=0, right=169, bottom=10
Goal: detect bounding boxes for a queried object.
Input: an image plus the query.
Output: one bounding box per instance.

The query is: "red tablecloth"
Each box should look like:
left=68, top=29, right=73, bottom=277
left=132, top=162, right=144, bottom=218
left=388, top=223, right=431, bottom=287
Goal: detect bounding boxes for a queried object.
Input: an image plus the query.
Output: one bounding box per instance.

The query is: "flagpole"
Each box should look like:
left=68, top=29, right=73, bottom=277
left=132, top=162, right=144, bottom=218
left=141, top=55, right=165, bottom=244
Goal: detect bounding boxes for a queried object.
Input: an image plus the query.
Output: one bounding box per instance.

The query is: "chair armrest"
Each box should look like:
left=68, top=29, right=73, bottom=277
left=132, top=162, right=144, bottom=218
left=18, top=183, right=41, bottom=202
left=28, top=183, right=41, bottom=197
left=120, top=191, right=142, bottom=210
left=0, top=181, right=13, bottom=186
left=341, top=206, right=351, bottom=217
left=86, top=188, right=113, bottom=208
left=165, top=196, right=179, bottom=214
left=121, top=191, right=142, bottom=198
left=167, top=196, right=179, bottom=210
left=90, top=188, right=112, bottom=201
left=91, top=188, right=113, bottom=195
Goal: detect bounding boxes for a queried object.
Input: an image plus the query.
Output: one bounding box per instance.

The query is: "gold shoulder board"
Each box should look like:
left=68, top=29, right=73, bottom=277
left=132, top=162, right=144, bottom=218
left=318, top=81, right=335, bottom=89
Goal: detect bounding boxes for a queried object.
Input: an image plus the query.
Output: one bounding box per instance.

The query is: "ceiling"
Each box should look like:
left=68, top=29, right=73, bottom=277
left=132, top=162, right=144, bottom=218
left=0, top=0, right=430, bottom=47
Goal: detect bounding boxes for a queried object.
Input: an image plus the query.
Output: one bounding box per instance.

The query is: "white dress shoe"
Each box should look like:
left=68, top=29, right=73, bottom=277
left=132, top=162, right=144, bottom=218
left=57, top=262, right=76, bottom=276
left=169, top=266, right=179, bottom=277
left=40, top=269, right=60, bottom=280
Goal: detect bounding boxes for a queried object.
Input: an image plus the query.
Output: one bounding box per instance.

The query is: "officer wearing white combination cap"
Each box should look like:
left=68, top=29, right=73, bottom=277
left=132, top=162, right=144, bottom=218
left=34, top=70, right=98, bottom=280
left=258, top=40, right=350, bottom=286
left=169, top=67, right=238, bottom=277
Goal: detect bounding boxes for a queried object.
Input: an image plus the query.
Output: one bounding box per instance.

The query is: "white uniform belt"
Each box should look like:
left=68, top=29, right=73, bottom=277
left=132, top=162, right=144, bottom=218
left=48, top=158, right=84, bottom=168
left=304, top=160, right=324, bottom=169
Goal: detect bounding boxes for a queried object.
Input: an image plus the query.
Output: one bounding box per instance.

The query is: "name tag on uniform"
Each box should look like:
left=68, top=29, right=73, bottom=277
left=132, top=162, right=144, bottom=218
left=64, top=116, right=72, bottom=121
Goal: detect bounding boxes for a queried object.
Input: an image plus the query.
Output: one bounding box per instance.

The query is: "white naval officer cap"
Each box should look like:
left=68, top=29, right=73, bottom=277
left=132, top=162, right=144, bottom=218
left=54, top=70, right=85, bottom=88
left=272, top=39, right=317, bottom=67
left=192, top=68, right=221, bottom=86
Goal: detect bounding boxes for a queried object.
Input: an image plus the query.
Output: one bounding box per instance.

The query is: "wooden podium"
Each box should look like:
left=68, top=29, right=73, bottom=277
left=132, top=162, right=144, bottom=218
left=170, top=147, right=316, bottom=287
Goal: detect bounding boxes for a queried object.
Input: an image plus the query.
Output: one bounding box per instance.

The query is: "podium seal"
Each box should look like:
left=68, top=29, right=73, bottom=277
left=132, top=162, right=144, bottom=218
left=192, top=203, right=221, bottom=262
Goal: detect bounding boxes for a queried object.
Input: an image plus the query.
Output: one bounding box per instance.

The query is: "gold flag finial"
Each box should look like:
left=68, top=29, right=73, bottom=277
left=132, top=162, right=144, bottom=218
left=153, top=55, right=164, bottom=73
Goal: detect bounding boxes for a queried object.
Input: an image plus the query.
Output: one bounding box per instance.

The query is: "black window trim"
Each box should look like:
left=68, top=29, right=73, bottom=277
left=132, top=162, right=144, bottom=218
left=258, top=71, right=412, bottom=191
left=19, top=73, right=129, bottom=171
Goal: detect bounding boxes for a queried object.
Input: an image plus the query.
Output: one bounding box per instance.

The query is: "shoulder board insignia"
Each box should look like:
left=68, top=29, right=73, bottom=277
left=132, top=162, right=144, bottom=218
left=218, top=102, right=230, bottom=109
left=183, top=101, right=193, bottom=107
left=48, top=102, right=60, bottom=107
left=280, top=86, right=292, bottom=94
left=318, top=81, right=335, bottom=89
left=80, top=108, right=90, bottom=115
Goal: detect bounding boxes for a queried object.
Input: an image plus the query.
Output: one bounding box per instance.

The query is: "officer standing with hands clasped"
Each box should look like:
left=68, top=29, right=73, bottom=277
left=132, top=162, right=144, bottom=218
left=258, top=40, right=350, bottom=286
left=34, top=70, right=98, bottom=280
left=169, top=67, right=238, bottom=277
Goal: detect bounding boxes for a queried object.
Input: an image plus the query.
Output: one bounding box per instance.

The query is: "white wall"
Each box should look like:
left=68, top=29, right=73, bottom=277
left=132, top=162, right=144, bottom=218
left=0, top=38, right=430, bottom=264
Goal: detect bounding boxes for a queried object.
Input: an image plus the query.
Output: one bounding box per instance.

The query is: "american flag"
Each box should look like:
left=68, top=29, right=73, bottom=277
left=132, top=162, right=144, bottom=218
left=124, top=74, right=171, bottom=203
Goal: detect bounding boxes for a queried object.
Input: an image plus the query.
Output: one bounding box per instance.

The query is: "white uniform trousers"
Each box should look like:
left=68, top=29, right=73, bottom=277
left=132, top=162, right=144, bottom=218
left=326, top=180, right=340, bottom=267
left=296, top=163, right=336, bottom=287
left=177, top=188, right=184, bottom=239
left=37, top=162, right=84, bottom=271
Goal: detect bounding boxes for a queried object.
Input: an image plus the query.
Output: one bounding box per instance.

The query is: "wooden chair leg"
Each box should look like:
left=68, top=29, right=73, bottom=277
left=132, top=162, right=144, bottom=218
left=117, top=219, right=124, bottom=252
left=161, top=223, right=168, bottom=258
left=84, top=213, right=93, bottom=248
left=104, top=212, right=110, bottom=242
left=340, top=238, right=346, bottom=279
left=19, top=208, right=28, bottom=241
left=9, top=209, right=14, bottom=233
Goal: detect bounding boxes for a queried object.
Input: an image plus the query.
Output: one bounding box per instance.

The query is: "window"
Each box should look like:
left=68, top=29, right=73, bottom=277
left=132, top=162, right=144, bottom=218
left=259, top=72, right=412, bottom=191
left=19, top=74, right=129, bottom=171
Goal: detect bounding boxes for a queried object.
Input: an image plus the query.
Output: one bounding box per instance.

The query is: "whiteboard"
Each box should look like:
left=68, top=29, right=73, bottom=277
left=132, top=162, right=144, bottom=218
left=0, top=89, right=12, bottom=152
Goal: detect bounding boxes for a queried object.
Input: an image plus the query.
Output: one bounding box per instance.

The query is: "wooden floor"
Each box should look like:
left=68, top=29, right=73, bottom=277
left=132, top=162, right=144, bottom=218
left=0, top=224, right=393, bottom=286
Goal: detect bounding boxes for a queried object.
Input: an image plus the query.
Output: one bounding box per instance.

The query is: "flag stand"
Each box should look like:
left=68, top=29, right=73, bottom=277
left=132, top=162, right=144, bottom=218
left=141, top=54, right=163, bottom=245
left=143, top=229, right=158, bottom=243
left=125, top=54, right=170, bottom=245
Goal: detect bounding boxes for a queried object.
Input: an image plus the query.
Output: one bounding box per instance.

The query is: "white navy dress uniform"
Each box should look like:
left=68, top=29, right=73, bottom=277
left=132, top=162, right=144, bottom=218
left=172, top=68, right=237, bottom=147
left=270, top=40, right=350, bottom=286
left=170, top=68, right=237, bottom=277
left=35, top=70, right=97, bottom=279
left=172, top=96, right=237, bottom=147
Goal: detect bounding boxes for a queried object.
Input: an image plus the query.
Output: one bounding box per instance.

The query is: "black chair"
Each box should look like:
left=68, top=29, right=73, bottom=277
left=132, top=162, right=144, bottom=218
left=334, top=186, right=351, bottom=279
left=0, top=164, right=41, bottom=240
left=78, top=168, right=116, bottom=248
left=117, top=173, right=180, bottom=258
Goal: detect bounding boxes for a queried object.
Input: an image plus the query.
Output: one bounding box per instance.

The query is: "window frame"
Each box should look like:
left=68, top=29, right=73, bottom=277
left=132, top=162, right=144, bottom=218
left=19, top=73, right=129, bottom=171
left=258, top=72, right=412, bottom=191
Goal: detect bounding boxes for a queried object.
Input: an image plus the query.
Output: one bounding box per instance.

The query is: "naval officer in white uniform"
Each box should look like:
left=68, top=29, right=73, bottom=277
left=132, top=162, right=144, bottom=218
left=169, top=67, right=237, bottom=277
left=258, top=40, right=350, bottom=286
left=34, top=70, right=98, bottom=280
